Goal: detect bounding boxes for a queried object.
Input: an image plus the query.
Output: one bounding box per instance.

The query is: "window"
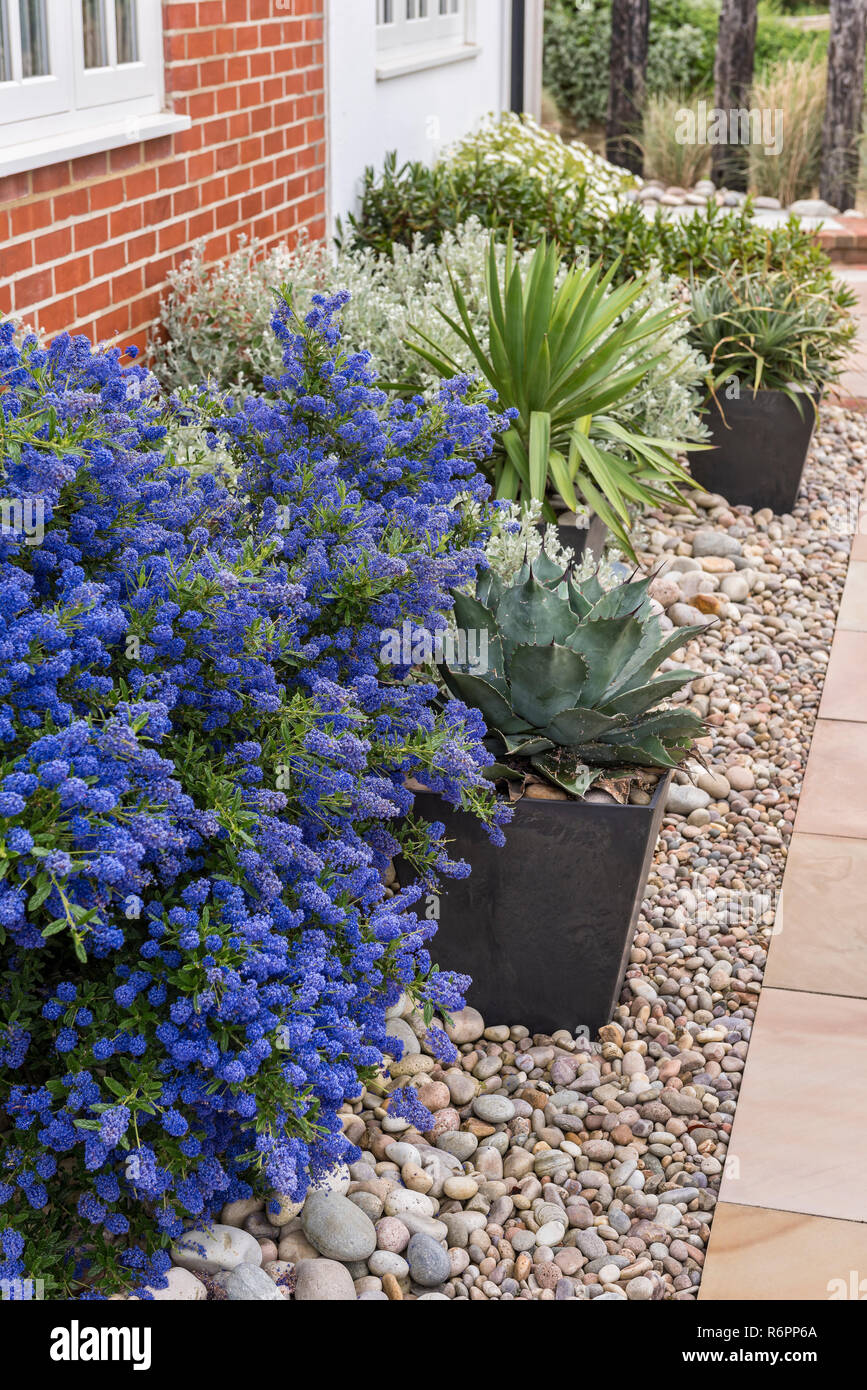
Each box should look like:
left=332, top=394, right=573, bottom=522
left=0, top=0, right=187, bottom=174
left=376, top=0, right=479, bottom=77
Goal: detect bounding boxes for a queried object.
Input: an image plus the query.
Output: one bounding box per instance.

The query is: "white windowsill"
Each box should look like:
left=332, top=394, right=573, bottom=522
left=376, top=42, right=481, bottom=81
left=0, top=110, right=191, bottom=178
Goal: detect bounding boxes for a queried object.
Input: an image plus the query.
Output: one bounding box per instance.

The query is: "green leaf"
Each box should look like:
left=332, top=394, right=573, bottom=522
left=586, top=575, right=654, bottom=623
left=476, top=569, right=505, bottom=610
left=605, top=709, right=705, bottom=745
left=528, top=411, right=551, bottom=502
left=28, top=878, right=53, bottom=911
left=531, top=752, right=601, bottom=799
left=495, top=569, right=578, bottom=656
left=508, top=643, right=589, bottom=727
left=439, top=668, right=529, bottom=734
left=40, top=919, right=68, bottom=938
left=530, top=551, right=567, bottom=587
left=601, top=670, right=701, bottom=718
left=451, top=590, right=505, bottom=686
left=564, top=615, right=645, bottom=705
left=547, top=447, right=579, bottom=512
left=608, top=623, right=709, bottom=698
left=483, top=762, right=525, bottom=782
left=543, top=706, right=627, bottom=746
left=573, top=740, right=677, bottom=768
left=498, top=731, right=555, bottom=756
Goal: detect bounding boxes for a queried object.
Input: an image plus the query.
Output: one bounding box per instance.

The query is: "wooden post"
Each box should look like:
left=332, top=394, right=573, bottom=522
left=820, top=0, right=867, bottom=211
left=711, top=0, right=758, bottom=191
left=606, top=0, right=649, bottom=175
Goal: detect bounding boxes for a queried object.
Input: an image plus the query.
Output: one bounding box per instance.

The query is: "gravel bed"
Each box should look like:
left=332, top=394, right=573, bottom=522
left=170, top=407, right=867, bottom=1302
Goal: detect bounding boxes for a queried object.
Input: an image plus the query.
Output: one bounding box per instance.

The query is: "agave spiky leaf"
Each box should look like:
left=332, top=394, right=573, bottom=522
left=442, top=559, right=704, bottom=794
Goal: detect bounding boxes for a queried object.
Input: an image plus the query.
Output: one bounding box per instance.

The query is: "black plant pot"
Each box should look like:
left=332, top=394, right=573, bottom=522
left=535, top=512, right=608, bottom=561
left=687, top=389, right=819, bottom=515
left=396, top=772, right=671, bottom=1036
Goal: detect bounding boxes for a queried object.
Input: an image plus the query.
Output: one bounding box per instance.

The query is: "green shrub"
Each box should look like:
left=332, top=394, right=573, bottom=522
left=579, top=199, right=847, bottom=292
left=339, top=113, right=635, bottom=260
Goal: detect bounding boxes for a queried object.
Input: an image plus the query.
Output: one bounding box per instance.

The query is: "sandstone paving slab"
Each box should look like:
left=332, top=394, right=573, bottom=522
left=767, top=833, right=867, bottom=999
left=795, top=719, right=867, bottom=838
left=718, top=988, right=867, bottom=1223
left=818, top=629, right=867, bottom=721
left=700, top=1201, right=867, bottom=1300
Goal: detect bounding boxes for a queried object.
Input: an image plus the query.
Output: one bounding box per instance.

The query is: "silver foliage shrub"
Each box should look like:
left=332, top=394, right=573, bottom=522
left=152, top=221, right=708, bottom=446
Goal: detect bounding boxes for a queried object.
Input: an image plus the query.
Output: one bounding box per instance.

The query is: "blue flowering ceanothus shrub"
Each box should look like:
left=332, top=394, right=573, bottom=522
left=0, top=297, right=510, bottom=1298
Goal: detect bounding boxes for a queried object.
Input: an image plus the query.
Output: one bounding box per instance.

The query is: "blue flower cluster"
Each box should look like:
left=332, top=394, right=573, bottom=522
left=0, top=300, right=509, bottom=1297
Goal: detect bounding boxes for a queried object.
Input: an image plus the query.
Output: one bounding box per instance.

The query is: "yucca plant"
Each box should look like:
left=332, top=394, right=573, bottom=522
left=441, top=557, right=705, bottom=799
left=409, top=233, right=702, bottom=560
left=689, top=269, right=856, bottom=414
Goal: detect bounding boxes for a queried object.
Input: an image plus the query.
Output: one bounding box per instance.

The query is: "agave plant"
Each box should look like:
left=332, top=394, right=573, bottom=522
left=689, top=269, right=856, bottom=411
left=441, top=556, right=705, bottom=798
left=408, top=232, right=702, bottom=560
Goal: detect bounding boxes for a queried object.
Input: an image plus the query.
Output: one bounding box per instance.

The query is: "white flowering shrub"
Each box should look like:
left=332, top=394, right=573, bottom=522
left=445, top=112, right=637, bottom=215
left=481, top=500, right=627, bottom=588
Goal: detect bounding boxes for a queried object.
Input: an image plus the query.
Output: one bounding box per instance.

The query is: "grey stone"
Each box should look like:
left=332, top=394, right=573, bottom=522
left=626, top=1275, right=655, bottom=1300
left=788, top=198, right=839, bottom=217
left=444, top=1006, right=485, bottom=1045
left=216, top=1262, right=284, bottom=1301
left=436, top=1131, right=478, bottom=1161
left=668, top=602, right=710, bottom=628
left=294, top=1258, right=356, bottom=1301
left=575, top=1229, right=608, bottom=1259
left=384, top=1016, right=420, bottom=1057
left=472, top=1094, right=515, bottom=1124
left=659, top=1087, right=703, bottom=1116
left=692, top=529, right=742, bottom=558
left=666, top=783, right=711, bottom=816
left=720, top=574, right=750, bottom=602
left=171, top=1224, right=262, bottom=1275
left=406, top=1232, right=450, bottom=1287
left=301, top=1191, right=377, bottom=1261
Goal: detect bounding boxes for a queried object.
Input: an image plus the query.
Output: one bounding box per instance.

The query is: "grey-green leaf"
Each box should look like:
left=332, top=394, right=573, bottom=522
left=508, top=644, right=590, bottom=727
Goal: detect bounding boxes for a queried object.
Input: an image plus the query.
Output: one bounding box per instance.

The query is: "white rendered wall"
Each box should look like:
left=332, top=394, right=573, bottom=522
left=326, top=0, right=515, bottom=232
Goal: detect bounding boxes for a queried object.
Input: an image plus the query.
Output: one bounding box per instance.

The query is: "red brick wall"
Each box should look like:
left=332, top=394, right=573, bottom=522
left=0, top=0, right=326, bottom=354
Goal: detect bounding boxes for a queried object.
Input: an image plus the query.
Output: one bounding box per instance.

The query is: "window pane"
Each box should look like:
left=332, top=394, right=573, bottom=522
left=19, top=0, right=49, bottom=78
left=0, top=2, right=11, bottom=82
left=115, top=0, right=138, bottom=63
left=82, top=0, right=108, bottom=68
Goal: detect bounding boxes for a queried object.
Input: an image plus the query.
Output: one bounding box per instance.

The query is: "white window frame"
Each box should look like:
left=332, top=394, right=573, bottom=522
left=375, top=0, right=480, bottom=81
left=0, top=0, right=189, bottom=174
left=0, top=0, right=71, bottom=125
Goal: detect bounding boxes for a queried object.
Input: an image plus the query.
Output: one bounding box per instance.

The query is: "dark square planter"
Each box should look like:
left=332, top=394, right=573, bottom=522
left=687, top=389, right=818, bottom=515
left=396, top=772, right=671, bottom=1036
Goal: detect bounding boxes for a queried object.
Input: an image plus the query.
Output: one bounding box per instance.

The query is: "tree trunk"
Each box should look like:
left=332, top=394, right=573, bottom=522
left=820, top=0, right=867, bottom=211
left=711, top=0, right=758, bottom=190
left=606, top=0, right=649, bottom=175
